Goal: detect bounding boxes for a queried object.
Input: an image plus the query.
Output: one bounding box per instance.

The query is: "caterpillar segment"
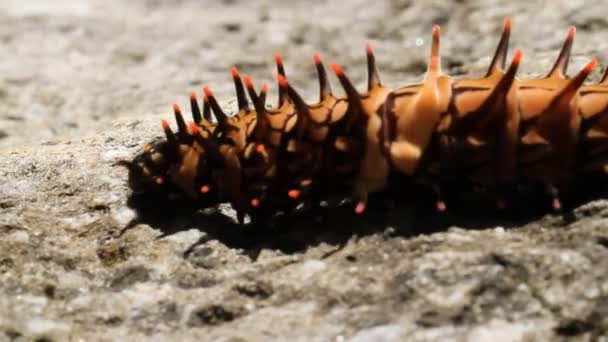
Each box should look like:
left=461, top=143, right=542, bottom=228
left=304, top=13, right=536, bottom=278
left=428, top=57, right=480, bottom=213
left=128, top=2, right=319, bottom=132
left=376, top=24, right=449, bottom=213
left=122, top=17, right=608, bottom=225
left=578, top=67, right=608, bottom=177
left=242, top=67, right=345, bottom=220
left=429, top=18, right=519, bottom=210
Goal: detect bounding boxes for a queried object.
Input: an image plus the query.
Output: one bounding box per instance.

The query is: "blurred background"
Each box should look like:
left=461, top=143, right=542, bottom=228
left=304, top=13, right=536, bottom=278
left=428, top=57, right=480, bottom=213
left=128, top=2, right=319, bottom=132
left=1, top=0, right=607, bottom=148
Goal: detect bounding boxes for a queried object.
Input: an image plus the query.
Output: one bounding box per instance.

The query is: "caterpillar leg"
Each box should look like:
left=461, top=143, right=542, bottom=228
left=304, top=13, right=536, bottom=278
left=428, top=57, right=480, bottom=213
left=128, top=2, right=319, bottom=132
left=546, top=184, right=562, bottom=211
left=352, top=179, right=370, bottom=215
left=432, top=183, right=447, bottom=212
left=494, top=183, right=514, bottom=210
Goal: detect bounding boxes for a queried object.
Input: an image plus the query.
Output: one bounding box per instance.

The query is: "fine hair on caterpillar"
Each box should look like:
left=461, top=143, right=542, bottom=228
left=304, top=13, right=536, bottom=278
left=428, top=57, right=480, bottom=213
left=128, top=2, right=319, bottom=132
left=118, top=17, right=608, bottom=226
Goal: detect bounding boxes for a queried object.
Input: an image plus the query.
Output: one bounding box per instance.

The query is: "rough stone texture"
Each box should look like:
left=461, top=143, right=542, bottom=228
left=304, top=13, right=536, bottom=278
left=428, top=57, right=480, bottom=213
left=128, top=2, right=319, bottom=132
left=1, top=0, right=608, bottom=341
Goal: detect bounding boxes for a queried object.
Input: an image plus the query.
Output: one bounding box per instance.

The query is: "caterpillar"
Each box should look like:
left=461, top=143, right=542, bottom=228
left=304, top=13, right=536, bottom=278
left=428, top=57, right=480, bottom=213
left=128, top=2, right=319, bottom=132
left=118, top=17, right=608, bottom=226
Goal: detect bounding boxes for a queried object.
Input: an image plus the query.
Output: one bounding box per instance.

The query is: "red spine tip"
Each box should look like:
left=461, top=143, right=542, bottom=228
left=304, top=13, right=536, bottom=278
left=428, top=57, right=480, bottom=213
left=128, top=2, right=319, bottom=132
left=585, top=58, right=598, bottom=73
left=261, top=83, right=268, bottom=94
left=288, top=189, right=300, bottom=199
left=161, top=120, right=170, bottom=130
left=155, top=177, right=164, bottom=185
left=437, top=201, right=446, bottom=212
left=189, top=91, right=197, bottom=100
left=256, top=144, right=265, bottom=154
left=330, top=63, right=343, bottom=76
left=512, top=49, right=523, bottom=65
left=365, top=42, right=373, bottom=55
left=173, top=103, right=181, bottom=113
left=355, top=202, right=366, bottom=215
left=552, top=198, right=561, bottom=211
left=200, top=185, right=210, bottom=193
left=203, top=86, right=213, bottom=98
left=189, top=122, right=199, bottom=134
left=277, top=74, right=288, bottom=87
left=567, top=26, right=576, bottom=41
left=243, top=75, right=253, bottom=88
left=251, top=198, right=260, bottom=207
left=504, top=16, right=512, bottom=33
left=231, top=66, right=239, bottom=78
left=275, top=53, right=283, bottom=65
left=433, top=25, right=441, bottom=37
left=313, top=53, right=322, bottom=65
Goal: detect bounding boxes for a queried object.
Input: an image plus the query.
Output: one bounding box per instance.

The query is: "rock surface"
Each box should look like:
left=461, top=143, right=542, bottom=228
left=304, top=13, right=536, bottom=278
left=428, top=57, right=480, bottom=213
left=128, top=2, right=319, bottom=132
left=1, top=0, right=608, bottom=341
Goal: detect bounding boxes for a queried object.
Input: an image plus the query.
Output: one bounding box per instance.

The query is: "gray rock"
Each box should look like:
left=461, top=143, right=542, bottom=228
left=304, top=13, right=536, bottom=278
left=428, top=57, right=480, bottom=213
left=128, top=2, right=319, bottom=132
left=1, top=0, right=608, bottom=341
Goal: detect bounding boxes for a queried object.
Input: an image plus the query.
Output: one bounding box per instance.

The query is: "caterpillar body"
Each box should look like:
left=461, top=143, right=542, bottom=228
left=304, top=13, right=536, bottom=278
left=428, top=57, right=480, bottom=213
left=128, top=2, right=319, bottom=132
left=119, top=18, right=608, bottom=225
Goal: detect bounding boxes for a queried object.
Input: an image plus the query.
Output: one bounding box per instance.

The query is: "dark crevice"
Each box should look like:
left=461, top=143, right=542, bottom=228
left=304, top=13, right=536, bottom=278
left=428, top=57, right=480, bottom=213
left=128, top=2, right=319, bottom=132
left=555, top=319, right=595, bottom=336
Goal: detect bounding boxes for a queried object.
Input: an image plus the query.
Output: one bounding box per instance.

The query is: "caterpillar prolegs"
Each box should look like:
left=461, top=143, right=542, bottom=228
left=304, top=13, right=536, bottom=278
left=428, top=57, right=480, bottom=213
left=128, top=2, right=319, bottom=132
left=119, top=17, right=608, bottom=225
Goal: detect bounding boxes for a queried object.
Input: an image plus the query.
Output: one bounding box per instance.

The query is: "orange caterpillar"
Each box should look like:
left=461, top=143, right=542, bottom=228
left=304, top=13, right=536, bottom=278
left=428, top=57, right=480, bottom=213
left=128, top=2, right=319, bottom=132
left=119, top=17, right=608, bottom=225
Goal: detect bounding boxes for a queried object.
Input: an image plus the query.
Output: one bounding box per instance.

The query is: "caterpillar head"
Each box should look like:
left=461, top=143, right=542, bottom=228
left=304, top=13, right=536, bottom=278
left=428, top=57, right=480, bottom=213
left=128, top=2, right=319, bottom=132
left=116, top=139, right=177, bottom=194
